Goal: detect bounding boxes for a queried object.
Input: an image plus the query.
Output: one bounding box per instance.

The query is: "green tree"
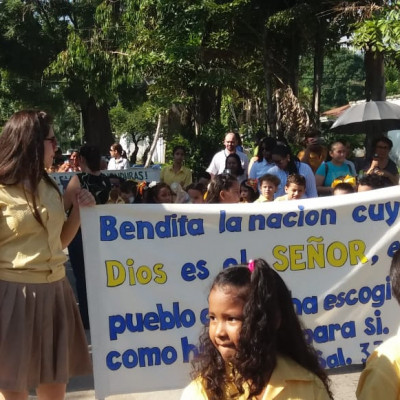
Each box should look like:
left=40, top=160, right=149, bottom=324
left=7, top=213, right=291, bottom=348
left=300, top=48, right=365, bottom=111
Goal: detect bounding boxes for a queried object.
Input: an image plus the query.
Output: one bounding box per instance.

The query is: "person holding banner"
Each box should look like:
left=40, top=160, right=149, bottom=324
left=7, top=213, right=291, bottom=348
left=0, top=110, right=94, bottom=400
left=356, top=249, right=400, bottom=400
left=182, top=259, right=332, bottom=400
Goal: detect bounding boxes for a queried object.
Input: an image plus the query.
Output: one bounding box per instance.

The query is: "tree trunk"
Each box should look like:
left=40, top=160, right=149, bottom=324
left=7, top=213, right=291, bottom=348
left=364, top=49, right=386, bottom=158
left=215, top=87, right=222, bottom=124
left=81, top=97, right=114, bottom=154
left=129, top=133, right=139, bottom=164
left=364, top=49, right=386, bottom=102
left=263, top=32, right=276, bottom=136
left=144, top=113, right=163, bottom=168
left=287, top=31, right=300, bottom=97
left=311, top=33, right=324, bottom=128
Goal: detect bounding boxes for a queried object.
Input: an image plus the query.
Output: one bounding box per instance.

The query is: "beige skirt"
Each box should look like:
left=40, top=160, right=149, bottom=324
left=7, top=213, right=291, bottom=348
left=0, top=277, right=92, bottom=391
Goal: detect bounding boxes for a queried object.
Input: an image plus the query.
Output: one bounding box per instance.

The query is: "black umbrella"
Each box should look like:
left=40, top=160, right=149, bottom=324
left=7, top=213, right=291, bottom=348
left=330, top=100, right=400, bottom=134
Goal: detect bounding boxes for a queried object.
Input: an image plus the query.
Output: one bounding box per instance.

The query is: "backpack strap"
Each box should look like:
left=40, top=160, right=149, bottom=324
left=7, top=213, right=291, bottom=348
left=323, top=162, right=329, bottom=186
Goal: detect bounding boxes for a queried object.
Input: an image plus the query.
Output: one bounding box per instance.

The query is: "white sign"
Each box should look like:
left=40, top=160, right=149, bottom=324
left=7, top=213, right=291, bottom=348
left=80, top=186, right=400, bottom=399
left=51, top=167, right=161, bottom=193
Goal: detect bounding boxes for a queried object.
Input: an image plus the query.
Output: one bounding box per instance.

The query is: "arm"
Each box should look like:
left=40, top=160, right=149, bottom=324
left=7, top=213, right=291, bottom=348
left=301, top=163, right=318, bottom=198
left=57, top=162, right=70, bottom=172
left=206, top=155, right=218, bottom=179
left=249, top=162, right=257, bottom=179
left=365, top=159, right=379, bottom=175
left=377, top=167, right=399, bottom=185
left=314, top=162, right=333, bottom=196
left=60, top=188, right=95, bottom=249
left=248, top=156, right=257, bottom=176
left=375, top=169, right=399, bottom=185
left=356, top=353, right=399, bottom=400
left=183, top=168, right=193, bottom=187
left=63, top=174, right=81, bottom=212
left=315, top=173, right=332, bottom=196
left=366, top=160, right=399, bottom=185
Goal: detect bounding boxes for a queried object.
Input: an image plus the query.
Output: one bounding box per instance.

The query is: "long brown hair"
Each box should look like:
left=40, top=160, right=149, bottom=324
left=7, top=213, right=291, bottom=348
left=0, top=110, right=60, bottom=226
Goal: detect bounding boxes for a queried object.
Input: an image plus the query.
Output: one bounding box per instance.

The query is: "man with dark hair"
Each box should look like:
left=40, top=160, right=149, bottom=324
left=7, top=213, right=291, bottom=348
left=297, top=128, right=328, bottom=174
left=356, top=249, right=400, bottom=399
left=357, top=174, right=393, bottom=192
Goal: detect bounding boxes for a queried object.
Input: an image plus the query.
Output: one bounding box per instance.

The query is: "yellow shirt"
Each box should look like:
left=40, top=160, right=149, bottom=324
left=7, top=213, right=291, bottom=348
left=275, top=195, right=289, bottom=201
left=254, top=195, right=273, bottom=203
left=297, top=148, right=328, bottom=174
left=160, top=165, right=192, bottom=188
left=181, top=355, right=330, bottom=400
left=356, top=334, right=400, bottom=400
left=0, top=180, right=67, bottom=283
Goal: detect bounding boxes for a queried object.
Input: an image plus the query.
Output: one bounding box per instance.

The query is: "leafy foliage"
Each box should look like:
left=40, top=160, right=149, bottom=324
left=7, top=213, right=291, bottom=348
left=300, top=48, right=365, bottom=111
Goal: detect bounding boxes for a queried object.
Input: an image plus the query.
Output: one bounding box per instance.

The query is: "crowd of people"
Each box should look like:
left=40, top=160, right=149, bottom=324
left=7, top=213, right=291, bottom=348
left=47, top=129, right=398, bottom=206
left=1, top=108, right=399, bottom=400
left=93, top=131, right=397, bottom=205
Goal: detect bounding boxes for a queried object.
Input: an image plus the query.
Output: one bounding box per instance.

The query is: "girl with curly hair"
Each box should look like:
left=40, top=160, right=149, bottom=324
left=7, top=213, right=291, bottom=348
left=181, top=258, right=333, bottom=400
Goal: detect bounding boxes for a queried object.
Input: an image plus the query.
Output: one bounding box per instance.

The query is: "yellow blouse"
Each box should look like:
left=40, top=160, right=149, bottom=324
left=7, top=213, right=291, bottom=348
left=160, top=165, right=192, bottom=188
left=0, top=180, right=67, bottom=283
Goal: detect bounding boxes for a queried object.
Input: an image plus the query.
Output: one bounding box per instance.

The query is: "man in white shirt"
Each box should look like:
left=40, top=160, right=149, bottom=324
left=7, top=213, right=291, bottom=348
left=206, top=132, right=249, bottom=178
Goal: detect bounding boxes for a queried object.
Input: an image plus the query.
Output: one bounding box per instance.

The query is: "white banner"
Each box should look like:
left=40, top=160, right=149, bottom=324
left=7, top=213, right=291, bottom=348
left=51, top=167, right=160, bottom=193
left=80, top=186, right=400, bottom=399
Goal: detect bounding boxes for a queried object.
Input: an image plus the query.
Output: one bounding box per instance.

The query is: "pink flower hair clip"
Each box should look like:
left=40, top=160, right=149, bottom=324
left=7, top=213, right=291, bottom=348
left=248, top=259, right=255, bottom=273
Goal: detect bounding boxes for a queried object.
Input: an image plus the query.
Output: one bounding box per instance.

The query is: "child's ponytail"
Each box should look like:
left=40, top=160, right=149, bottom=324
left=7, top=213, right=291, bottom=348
left=235, top=258, right=281, bottom=396
left=236, top=258, right=333, bottom=399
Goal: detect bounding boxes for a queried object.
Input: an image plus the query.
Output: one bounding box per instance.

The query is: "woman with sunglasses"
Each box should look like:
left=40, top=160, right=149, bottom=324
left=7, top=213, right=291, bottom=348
left=267, top=145, right=317, bottom=199
left=249, top=137, right=277, bottom=179
left=0, top=110, right=95, bottom=400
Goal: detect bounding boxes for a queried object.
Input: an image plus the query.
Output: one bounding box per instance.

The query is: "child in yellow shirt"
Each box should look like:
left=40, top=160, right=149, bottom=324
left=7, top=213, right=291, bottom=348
left=275, top=174, right=306, bottom=201
left=254, top=174, right=280, bottom=202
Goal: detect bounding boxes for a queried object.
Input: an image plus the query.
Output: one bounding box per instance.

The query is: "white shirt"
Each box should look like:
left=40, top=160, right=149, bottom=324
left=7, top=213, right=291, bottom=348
left=206, top=149, right=249, bottom=176
left=107, top=157, right=129, bottom=170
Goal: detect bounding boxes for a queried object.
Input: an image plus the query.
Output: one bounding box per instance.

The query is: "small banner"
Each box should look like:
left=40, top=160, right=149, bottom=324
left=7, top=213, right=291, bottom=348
left=51, top=167, right=161, bottom=193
